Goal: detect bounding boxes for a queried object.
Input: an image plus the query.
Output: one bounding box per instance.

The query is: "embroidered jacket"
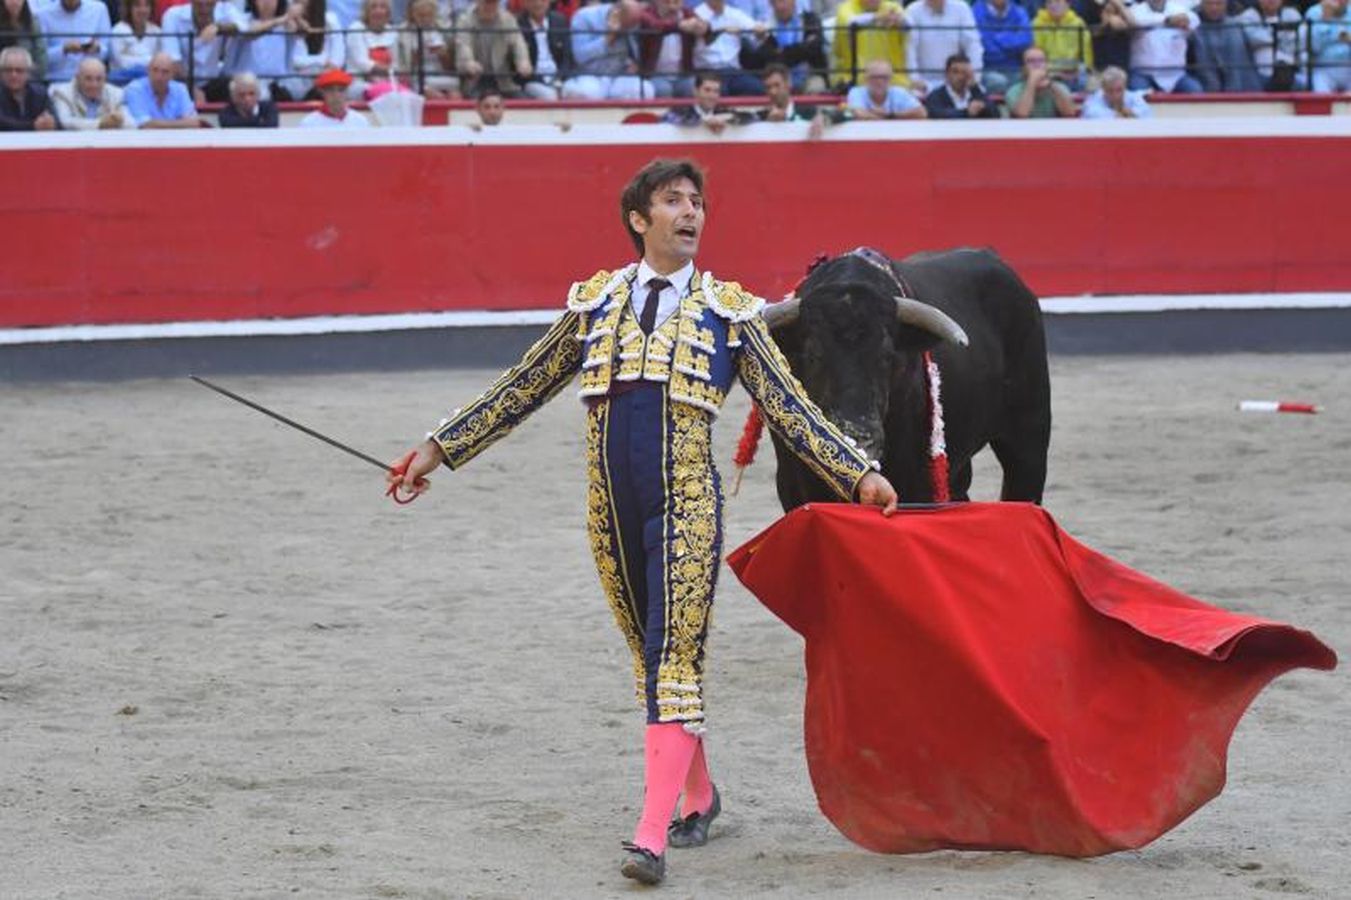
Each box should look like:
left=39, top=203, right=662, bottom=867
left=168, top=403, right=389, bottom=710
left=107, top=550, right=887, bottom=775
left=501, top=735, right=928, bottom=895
left=431, top=265, right=879, bottom=500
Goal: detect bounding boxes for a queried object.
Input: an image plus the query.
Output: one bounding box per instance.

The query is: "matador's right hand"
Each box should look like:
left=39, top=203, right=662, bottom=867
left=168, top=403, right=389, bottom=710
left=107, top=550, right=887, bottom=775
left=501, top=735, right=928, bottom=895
left=387, top=439, right=442, bottom=498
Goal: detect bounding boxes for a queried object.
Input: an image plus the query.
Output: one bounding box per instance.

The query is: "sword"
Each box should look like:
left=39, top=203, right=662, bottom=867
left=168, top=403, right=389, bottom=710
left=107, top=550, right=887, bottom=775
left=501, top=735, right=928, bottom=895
left=189, top=375, right=426, bottom=504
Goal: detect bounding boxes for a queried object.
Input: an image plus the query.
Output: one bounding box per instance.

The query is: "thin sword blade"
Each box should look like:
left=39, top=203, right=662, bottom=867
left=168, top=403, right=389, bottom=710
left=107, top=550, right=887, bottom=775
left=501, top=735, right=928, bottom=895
left=189, top=375, right=393, bottom=473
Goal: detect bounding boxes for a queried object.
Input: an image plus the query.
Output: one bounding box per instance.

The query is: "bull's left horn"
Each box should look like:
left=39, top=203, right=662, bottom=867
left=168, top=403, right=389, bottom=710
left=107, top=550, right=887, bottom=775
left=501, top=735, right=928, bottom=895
left=896, top=297, right=969, bottom=346
left=762, top=295, right=801, bottom=330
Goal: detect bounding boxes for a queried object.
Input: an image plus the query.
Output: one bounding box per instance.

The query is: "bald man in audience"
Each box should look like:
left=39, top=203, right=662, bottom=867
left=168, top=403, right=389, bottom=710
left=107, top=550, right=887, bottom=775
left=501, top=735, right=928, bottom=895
left=50, top=58, right=135, bottom=129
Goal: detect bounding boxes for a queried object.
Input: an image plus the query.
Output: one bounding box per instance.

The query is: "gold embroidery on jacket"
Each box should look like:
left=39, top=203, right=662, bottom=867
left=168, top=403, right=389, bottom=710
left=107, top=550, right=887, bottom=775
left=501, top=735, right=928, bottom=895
left=736, top=316, right=873, bottom=500
left=434, top=312, right=583, bottom=468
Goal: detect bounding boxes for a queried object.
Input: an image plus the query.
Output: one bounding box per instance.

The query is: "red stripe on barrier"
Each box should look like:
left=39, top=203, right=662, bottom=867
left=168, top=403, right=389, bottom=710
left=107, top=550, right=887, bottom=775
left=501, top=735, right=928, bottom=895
left=1, top=134, right=1348, bottom=328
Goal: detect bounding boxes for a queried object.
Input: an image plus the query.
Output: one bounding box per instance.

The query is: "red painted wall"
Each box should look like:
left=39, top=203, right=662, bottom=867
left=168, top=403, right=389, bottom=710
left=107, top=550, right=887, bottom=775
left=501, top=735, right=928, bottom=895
left=2, top=136, right=1346, bottom=328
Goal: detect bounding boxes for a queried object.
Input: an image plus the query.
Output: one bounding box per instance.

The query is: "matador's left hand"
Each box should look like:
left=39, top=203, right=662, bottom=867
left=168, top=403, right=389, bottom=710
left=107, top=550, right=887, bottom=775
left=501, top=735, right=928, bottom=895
left=857, top=471, right=898, bottom=516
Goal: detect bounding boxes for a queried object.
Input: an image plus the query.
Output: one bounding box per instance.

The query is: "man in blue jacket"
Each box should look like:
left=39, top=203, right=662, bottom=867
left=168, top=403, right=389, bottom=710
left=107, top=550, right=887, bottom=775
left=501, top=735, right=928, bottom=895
left=972, top=0, right=1031, bottom=93
left=391, top=158, right=898, bottom=887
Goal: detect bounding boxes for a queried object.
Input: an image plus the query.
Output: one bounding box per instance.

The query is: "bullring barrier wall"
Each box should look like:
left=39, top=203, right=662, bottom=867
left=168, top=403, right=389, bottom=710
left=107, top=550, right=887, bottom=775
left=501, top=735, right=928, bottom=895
left=2, top=118, right=1348, bottom=331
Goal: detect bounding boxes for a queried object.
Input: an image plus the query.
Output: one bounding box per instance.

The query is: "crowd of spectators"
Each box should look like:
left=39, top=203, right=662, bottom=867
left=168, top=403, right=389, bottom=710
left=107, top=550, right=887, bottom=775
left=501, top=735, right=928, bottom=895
left=1, top=0, right=1349, bottom=130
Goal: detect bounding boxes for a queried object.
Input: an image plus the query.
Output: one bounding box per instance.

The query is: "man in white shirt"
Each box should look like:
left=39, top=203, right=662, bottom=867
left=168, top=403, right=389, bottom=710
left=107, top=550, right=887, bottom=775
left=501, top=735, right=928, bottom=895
left=692, top=0, right=767, bottom=95
left=298, top=67, right=372, bottom=127
left=1082, top=64, right=1152, bottom=117
left=904, top=0, right=983, bottom=95
left=39, top=0, right=112, bottom=83
left=162, top=0, right=247, bottom=104
left=1126, top=0, right=1203, bottom=93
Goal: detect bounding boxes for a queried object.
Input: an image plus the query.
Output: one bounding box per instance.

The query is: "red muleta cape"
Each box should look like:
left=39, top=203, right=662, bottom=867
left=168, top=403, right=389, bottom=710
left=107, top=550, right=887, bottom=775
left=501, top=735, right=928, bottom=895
left=726, top=502, right=1336, bottom=858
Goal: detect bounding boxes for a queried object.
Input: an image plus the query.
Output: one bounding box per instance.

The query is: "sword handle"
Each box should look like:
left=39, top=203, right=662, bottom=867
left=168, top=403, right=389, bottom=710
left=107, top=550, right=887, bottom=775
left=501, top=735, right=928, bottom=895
left=385, top=450, right=429, bottom=505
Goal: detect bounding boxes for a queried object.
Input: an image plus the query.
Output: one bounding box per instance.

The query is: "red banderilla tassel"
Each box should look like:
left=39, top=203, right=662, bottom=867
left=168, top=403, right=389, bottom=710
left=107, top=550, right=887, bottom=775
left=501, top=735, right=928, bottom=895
left=732, top=404, right=765, bottom=495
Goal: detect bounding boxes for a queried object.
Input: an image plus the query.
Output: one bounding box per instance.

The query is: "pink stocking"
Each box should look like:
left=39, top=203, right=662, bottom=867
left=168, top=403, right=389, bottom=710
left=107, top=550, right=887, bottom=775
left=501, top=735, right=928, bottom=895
left=632, top=723, right=700, bottom=854
left=680, top=737, right=714, bottom=818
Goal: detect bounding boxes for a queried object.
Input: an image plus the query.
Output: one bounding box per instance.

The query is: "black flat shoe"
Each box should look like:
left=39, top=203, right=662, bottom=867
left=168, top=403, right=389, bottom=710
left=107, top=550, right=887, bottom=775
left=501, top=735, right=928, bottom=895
left=620, top=841, right=666, bottom=885
left=667, top=785, right=721, bottom=849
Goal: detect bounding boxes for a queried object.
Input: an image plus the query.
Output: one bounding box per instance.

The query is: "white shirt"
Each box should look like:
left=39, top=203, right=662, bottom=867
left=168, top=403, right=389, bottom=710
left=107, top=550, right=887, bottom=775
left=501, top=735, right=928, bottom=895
left=654, top=32, right=683, bottom=74
left=292, top=13, right=347, bottom=74
left=694, top=2, right=756, bottom=70
left=298, top=108, right=372, bottom=127
left=904, top=0, right=983, bottom=81
left=1127, top=1, right=1198, bottom=92
left=162, top=3, right=246, bottom=81
left=526, top=16, right=557, bottom=78
left=110, top=22, right=162, bottom=72
left=635, top=259, right=696, bottom=328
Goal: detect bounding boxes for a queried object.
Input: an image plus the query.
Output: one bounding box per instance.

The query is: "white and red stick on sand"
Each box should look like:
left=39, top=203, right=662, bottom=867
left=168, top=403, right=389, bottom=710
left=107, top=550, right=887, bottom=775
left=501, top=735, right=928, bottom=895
left=1237, top=401, right=1319, bottom=414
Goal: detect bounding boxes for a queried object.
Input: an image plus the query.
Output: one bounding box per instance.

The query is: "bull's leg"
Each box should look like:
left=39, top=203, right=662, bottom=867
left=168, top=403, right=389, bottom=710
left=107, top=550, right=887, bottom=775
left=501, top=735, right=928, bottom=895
left=991, top=437, right=1048, bottom=504
left=948, top=458, right=973, bottom=502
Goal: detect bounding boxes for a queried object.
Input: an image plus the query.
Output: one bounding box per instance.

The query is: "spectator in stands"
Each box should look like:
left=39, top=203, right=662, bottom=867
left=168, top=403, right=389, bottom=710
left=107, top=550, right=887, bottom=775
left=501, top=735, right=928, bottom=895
left=1082, top=0, right=1131, bottom=74
left=758, top=60, right=833, bottom=134
left=124, top=50, right=202, bottom=127
left=924, top=51, right=997, bottom=116
left=49, top=56, right=133, bottom=127
left=1307, top=0, right=1351, bottom=93
left=349, top=0, right=402, bottom=98
left=691, top=0, right=766, bottom=96
left=1239, top=0, right=1305, bottom=92
left=1, top=0, right=48, bottom=82
left=1192, top=0, right=1262, bottom=93
left=473, top=83, right=505, bottom=125
left=1081, top=63, right=1151, bottom=115
left=904, top=0, right=983, bottom=96
left=516, top=0, right=574, bottom=100
left=0, top=45, right=56, bottom=129
left=109, top=0, right=160, bottom=85
left=1006, top=44, right=1076, bottom=116
left=845, top=56, right=927, bottom=116
left=39, top=0, right=111, bottom=84
left=637, top=0, right=699, bottom=98
left=400, top=0, right=457, bottom=98
left=456, top=0, right=530, bottom=97
left=662, top=70, right=753, bottom=130
left=299, top=65, right=371, bottom=125
left=569, top=0, right=653, bottom=100
left=728, top=0, right=771, bottom=21
left=291, top=0, right=345, bottom=98
left=162, top=0, right=246, bottom=105
left=1031, top=0, right=1091, bottom=90
left=833, top=0, right=913, bottom=89
left=972, top=0, right=1030, bottom=94
left=236, top=0, right=305, bottom=101
left=219, top=70, right=280, bottom=125
left=1126, top=0, right=1202, bottom=94
left=740, top=0, right=829, bottom=93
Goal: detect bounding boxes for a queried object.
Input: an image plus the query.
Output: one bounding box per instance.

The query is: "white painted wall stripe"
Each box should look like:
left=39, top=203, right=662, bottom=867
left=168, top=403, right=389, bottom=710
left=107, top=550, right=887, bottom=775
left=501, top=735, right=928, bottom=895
left=2, top=294, right=1348, bottom=346
left=1, top=117, right=1349, bottom=153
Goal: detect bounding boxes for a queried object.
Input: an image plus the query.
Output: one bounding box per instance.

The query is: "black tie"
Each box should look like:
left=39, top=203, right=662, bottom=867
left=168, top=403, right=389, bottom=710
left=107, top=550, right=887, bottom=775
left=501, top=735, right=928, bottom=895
left=640, top=278, right=669, bottom=334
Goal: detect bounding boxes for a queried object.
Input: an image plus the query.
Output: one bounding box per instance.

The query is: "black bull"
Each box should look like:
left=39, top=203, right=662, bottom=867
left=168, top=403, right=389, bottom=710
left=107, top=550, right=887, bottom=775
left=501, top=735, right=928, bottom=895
left=761, top=247, right=1051, bottom=510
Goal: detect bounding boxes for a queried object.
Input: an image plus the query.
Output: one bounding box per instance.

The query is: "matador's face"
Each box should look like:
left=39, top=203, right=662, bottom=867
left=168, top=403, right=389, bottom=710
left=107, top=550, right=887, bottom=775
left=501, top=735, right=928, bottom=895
left=633, top=177, right=705, bottom=267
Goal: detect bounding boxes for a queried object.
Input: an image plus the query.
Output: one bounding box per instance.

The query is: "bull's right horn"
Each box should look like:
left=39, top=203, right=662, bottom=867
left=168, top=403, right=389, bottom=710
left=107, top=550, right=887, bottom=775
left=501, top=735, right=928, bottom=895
left=896, top=297, right=969, bottom=346
left=762, top=295, right=801, bottom=330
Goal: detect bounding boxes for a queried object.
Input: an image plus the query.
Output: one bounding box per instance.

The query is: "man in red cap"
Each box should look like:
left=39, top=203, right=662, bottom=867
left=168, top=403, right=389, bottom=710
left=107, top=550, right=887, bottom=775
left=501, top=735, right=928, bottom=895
left=298, top=68, right=370, bottom=129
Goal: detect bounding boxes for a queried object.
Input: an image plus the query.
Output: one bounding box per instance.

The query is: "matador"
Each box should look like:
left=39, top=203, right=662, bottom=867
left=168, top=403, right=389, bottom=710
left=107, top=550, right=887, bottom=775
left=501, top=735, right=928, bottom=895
left=392, top=158, right=898, bottom=887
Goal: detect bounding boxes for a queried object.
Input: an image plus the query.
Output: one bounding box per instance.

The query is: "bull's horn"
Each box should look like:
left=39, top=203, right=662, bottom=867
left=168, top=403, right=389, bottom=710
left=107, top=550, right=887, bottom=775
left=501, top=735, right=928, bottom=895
left=896, top=297, right=969, bottom=346
left=762, top=295, right=801, bottom=330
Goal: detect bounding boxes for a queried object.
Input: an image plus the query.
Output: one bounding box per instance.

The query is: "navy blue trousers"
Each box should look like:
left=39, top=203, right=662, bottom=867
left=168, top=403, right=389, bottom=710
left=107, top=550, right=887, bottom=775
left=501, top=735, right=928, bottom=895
left=585, top=384, right=722, bottom=728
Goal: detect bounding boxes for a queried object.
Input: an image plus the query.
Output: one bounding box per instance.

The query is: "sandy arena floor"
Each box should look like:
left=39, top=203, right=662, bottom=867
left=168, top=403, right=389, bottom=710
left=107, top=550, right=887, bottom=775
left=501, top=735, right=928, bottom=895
left=2, top=352, right=1348, bottom=899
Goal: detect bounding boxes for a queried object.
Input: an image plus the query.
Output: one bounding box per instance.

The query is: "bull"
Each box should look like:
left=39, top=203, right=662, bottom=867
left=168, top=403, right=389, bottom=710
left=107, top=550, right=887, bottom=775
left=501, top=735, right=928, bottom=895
left=759, top=246, right=1051, bottom=510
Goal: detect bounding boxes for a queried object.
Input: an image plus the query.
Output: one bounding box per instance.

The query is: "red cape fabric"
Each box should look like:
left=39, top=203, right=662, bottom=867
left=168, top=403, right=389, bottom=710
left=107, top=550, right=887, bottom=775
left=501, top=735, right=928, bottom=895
left=726, top=502, right=1336, bottom=857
